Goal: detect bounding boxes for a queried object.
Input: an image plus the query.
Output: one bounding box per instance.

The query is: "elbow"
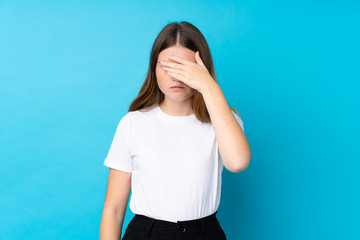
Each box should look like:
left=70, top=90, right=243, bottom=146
left=222, top=147, right=252, bottom=173
left=231, top=154, right=251, bottom=173
left=233, top=145, right=251, bottom=173
left=232, top=162, right=249, bottom=173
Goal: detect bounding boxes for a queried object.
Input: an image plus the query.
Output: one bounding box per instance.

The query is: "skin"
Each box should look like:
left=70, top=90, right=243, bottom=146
left=158, top=45, right=251, bottom=172
left=99, top=43, right=251, bottom=239
left=99, top=169, right=131, bottom=240
left=156, top=45, right=196, bottom=116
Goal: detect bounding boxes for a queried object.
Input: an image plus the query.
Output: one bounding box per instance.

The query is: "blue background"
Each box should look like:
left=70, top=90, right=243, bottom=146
left=1, top=0, right=359, bottom=239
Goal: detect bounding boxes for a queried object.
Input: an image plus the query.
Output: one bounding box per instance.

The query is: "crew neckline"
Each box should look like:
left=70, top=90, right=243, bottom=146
left=156, top=104, right=196, bottom=122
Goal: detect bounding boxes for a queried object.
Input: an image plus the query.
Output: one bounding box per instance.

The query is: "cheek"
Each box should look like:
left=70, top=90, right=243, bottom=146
left=157, top=66, right=168, bottom=77
left=156, top=69, right=168, bottom=89
left=156, top=67, right=170, bottom=82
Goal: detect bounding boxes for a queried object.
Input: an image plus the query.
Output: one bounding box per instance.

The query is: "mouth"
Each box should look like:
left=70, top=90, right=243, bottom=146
left=171, top=86, right=185, bottom=89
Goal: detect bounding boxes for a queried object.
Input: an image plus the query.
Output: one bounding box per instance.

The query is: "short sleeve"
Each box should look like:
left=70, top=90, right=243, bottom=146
left=104, top=113, right=133, bottom=172
left=231, top=110, right=244, bottom=132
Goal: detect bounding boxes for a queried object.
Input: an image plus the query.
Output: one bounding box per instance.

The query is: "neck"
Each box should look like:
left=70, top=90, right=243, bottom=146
left=159, top=99, right=194, bottom=116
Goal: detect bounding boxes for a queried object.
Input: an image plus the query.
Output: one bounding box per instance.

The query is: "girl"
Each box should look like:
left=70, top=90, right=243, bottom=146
left=99, top=21, right=251, bottom=240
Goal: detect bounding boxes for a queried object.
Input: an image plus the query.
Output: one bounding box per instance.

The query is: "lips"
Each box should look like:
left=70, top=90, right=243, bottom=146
left=171, top=86, right=184, bottom=88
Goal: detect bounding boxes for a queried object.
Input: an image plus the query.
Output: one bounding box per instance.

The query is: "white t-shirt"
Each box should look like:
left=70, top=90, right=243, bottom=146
left=104, top=104, right=244, bottom=223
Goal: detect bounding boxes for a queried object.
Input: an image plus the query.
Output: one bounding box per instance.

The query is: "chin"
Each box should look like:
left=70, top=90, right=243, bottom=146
left=171, top=96, right=194, bottom=102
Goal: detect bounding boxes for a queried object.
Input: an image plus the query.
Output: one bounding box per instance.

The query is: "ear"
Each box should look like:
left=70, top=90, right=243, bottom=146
left=195, top=51, right=206, bottom=67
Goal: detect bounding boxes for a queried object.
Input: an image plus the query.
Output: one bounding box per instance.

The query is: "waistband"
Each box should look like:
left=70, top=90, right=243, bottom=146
left=133, top=210, right=219, bottom=237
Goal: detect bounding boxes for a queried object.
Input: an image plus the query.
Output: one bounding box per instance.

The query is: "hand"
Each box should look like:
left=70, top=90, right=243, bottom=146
left=159, top=51, right=216, bottom=93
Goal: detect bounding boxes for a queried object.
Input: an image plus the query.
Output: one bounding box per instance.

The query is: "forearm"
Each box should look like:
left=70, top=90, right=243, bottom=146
left=99, top=207, right=124, bottom=240
left=202, top=82, right=251, bottom=172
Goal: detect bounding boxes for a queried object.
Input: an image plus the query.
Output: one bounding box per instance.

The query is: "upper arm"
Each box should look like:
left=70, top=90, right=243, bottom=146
left=231, top=110, right=244, bottom=132
left=104, top=113, right=134, bottom=173
left=103, top=168, right=132, bottom=215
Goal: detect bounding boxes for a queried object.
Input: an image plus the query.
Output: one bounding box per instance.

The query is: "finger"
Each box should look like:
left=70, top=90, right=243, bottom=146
left=160, top=61, right=187, bottom=70
left=195, top=51, right=206, bottom=67
left=166, top=71, right=186, bottom=82
left=162, top=66, right=186, bottom=76
left=167, top=55, right=192, bottom=65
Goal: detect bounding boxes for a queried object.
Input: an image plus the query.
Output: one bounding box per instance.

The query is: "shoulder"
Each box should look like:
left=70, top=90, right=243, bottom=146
left=121, top=105, right=157, bottom=122
left=120, top=111, right=135, bottom=122
left=131, top=105, right=157, bottom=117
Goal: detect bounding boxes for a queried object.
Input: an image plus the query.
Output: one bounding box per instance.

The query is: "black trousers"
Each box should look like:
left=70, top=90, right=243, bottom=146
left=122, top=210, right=227, bottom=240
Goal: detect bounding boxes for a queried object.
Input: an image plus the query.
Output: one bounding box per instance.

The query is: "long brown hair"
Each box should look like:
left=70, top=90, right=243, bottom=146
left=128, top=21, right=241, bottom=122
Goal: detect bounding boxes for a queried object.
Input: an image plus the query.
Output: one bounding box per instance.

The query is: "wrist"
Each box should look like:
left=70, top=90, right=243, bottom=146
left=201, top=80, right=220, bottom=96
